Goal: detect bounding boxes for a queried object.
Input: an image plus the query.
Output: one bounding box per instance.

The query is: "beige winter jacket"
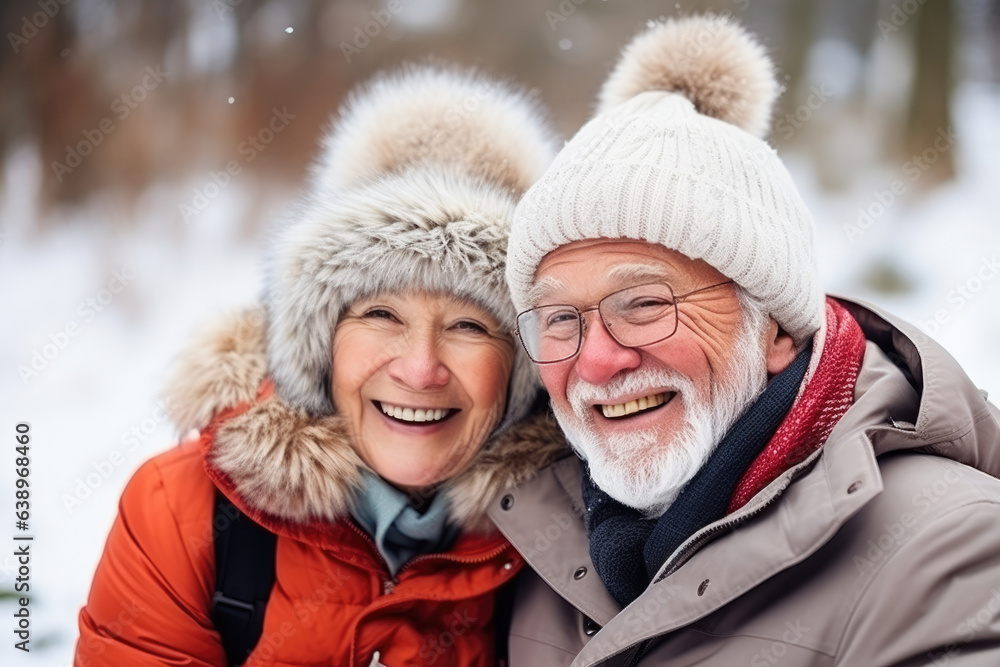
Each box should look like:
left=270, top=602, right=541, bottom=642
left=488, top=297, right=1000, bottom=666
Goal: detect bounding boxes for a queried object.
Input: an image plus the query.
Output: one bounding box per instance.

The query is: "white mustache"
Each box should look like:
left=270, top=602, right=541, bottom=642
left=567, top=366, right=696, bottom=410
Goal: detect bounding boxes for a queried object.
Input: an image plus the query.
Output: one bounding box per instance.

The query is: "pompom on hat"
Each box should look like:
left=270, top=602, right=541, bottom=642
left=507, top=14, right=825, bottom=343
left=265, top=64, right=559, bottom=431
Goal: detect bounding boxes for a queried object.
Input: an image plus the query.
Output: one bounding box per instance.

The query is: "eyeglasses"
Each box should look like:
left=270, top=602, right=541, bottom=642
left=515, top=280, right=735, bottom=364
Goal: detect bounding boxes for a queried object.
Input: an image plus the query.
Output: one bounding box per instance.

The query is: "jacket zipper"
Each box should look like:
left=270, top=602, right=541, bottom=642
left=654, top=477, right=791, bottom=583
left=388, top=542, right=513, bottom=590
left=400, top=542, right=511, bottom=569
left=607, top=493, right=786, bottom=667
left=342, top=518, right=511, bottom=594
left=624, top=640, right=650, bottom=667
left=362, top=545, right=512, bottom=656
left=598, top=460, right=819, bottom=666
left=652, top=444, right=826, bottom=582
left=343, top=517, right=393, bottom=582
left=342, top=520, right=512, bottom=665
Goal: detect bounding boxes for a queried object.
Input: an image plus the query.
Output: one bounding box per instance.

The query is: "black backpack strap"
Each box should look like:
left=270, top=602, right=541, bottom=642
left=494, top=573, right=517, bottom=667
left=211, top=490, right=277, bottom=666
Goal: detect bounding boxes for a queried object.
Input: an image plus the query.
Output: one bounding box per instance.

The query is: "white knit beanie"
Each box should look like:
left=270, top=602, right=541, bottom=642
left=507, top=14, right=824, bottom=342
left=265, top=64, right=559, bottom=431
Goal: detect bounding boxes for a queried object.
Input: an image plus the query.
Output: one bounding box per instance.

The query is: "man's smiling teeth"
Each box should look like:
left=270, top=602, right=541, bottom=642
left=599, top=392, right=670, bottom=419
left=379, top=402, right=449, bottom=423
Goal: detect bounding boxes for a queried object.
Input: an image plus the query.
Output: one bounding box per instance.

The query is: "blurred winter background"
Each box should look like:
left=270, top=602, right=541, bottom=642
left=0, top=0, right=997, bottom=663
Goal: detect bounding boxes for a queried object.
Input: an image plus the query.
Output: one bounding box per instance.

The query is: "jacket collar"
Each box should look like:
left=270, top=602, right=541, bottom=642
left=163, top=306, right=569, bottom=534
left=489, top=296, right=1000, bottom=666
left=836, top=296, right=1000, bottom=475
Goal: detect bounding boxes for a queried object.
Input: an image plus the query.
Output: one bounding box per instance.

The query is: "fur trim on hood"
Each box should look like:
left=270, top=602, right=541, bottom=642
left=164, top=307, right=569, bottom=532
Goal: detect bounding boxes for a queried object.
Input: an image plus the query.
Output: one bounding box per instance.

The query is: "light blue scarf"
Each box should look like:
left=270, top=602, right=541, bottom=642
left=350, top=470, right=460, bottom=575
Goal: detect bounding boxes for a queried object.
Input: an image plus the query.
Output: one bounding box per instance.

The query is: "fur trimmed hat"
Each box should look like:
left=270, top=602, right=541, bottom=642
left=507, top=14, right=825, bottom=342
left=265, top=65, right=558, bottom=433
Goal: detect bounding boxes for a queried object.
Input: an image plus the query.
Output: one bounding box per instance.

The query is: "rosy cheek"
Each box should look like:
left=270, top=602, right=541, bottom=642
left=538, top=364, right=570, bottom=403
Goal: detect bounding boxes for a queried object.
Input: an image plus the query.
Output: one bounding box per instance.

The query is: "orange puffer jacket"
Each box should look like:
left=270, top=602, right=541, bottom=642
left=75, top=308, right=565, bottom=667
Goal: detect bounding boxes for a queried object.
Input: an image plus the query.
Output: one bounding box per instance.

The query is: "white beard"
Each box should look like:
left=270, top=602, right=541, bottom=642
left=552, top=309, right=770, bottom=518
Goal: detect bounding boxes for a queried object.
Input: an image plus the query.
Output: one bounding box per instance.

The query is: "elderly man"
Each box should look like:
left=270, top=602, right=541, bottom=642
left=489, top=15, right=1000, bottom=667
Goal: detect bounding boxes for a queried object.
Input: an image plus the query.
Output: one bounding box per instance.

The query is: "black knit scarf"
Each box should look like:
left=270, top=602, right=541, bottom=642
left=583, top=344, right=812, bottom=607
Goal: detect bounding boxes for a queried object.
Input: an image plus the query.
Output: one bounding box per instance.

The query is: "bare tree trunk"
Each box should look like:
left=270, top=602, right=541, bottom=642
left=991, top=0, right=1000, bottom=83
left=904, top=0, right=955, bottom=189
left=771, top=0, right=817, bottom=147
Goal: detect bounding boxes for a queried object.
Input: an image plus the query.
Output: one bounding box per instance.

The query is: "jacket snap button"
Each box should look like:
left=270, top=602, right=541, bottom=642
left=503, top=560, right=513, bottom=571
left=583, top=616, right=600, bottom=636
left=697, top=579, right=710, bottom=596
left=500, top=494, right=514, bottom=510
left=847, top=480, right=863, bottom=494
left=573, top=566, right=587, bottom=580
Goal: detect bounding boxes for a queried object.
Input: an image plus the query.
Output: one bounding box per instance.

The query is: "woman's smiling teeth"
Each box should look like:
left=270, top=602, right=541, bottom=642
left=379, top=402, right=450, bottom=423
left=599, top=392, right=673, bottom=419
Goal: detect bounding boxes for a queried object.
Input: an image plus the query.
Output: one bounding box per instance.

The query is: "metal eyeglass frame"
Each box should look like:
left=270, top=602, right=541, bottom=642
left=515, top=280, right=735, bottom=364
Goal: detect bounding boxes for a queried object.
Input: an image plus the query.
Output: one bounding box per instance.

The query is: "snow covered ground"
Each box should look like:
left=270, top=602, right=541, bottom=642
left=0, top=82, right=997, bottom=665
left=0, top=169, right=268, bottom=664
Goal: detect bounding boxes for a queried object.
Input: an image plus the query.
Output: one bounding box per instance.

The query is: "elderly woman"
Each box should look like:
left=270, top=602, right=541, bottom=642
left=75, top=66, right=564, bottom=666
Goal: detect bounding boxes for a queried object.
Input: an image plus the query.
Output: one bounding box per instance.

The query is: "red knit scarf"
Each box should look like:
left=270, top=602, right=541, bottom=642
left=726, top=298, right=868, bottom=513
